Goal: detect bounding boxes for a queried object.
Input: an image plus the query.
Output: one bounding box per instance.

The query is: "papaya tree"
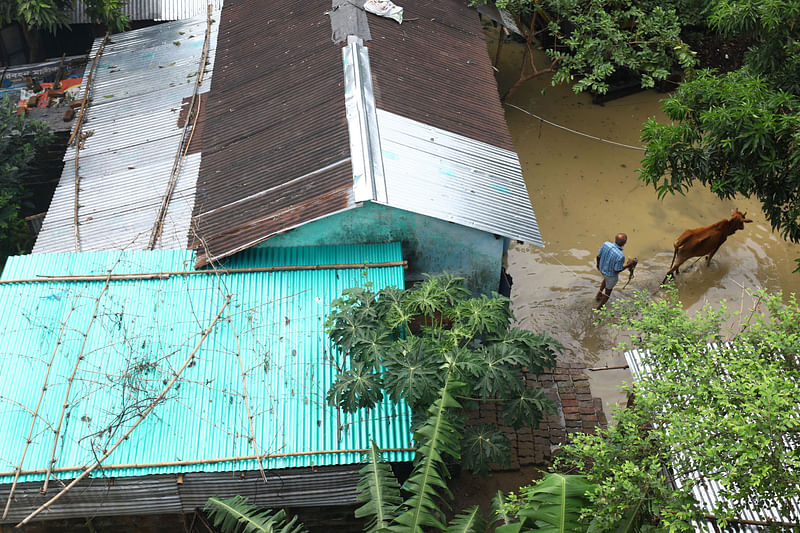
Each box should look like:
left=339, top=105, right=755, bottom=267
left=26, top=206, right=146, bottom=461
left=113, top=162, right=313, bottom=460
left=324, top=273, right=561, bottom=474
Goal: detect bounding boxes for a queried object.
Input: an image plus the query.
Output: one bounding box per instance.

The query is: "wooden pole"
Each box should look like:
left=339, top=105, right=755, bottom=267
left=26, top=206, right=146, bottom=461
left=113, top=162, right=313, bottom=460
left=229, top=319, right=269, bottom=483
left=588, top=364, right=629, bottom=372
left=148, top=6, right=213, bottom=249
left=1, top=298, right=81, bottom=518
left=0, top=261, right=408, bottom=284
left=67, top=34, right=108, bottom=147
left=0, top=447, right=417, bottom=478
left=16, top=296, right=232, bottom=527
left=493, top=25, right=506, bottom=68
left=70, top=33, right=109, bottom=252
left=40, top=275, right=113, bottom=494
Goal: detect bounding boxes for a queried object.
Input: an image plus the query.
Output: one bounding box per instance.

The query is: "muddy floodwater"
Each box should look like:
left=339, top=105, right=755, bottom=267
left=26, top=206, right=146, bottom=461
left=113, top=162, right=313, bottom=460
left=488, top=31, right=800, bottom=411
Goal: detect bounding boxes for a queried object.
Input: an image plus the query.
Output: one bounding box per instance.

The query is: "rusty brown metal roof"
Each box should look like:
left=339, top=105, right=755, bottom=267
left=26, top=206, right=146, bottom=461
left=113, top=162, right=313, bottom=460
left=192, top=0, right=519, bottom=265
left=191, top=0, right=353, bottom=266
left=367, top=0, right=515, bottom=151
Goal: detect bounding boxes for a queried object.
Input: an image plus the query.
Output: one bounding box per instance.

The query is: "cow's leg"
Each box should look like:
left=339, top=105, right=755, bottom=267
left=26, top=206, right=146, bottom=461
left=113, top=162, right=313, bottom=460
left=706, top=245, right=722, bottom=266
left=663, top=256, right=688, bottom=285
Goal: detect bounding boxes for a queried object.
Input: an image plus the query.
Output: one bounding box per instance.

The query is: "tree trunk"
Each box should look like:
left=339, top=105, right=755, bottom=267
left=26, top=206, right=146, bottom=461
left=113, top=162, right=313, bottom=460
left=19, top=23, right=45, bottom=62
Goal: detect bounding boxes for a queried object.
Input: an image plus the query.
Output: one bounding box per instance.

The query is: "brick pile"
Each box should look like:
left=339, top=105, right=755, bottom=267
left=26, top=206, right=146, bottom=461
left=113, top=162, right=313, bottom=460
left=471, top=360, right=608, bottom=469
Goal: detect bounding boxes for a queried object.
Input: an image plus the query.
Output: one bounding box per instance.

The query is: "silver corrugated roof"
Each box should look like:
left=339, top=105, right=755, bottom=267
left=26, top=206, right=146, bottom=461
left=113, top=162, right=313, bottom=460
left=34, top=12, right=219, bottom=254
left=626, top=346, right=800, bottom=531
left=342, top=37, right=542, bottom=247
left=70, top=0, right=224, bottom=23
left=377, top=108, right=542, bottom=246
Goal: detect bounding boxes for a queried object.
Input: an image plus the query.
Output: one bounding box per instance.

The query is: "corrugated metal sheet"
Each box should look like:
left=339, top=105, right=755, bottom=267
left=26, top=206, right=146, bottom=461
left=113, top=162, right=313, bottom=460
left=191, top=1, right=541, bottom=264
left=190, top=0, right=354, bottom=267
left=33, top=12, right=220, bottom=254
left=0, top=244, right=412, bottom=502
left=376, top=106, right=541, bottom=246
left=626, top=346, right=800, bottom=532
left=343, top=37, right=387, bottom=204
left=70, top=0, right=224, bottom=23
left=367, top=0, right=516, bottom=151
left=0, top=466, right=361, bottom=523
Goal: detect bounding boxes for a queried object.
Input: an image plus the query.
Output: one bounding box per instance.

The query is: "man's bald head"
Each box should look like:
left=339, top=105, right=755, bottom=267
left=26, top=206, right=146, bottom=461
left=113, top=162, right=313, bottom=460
left=615, top=233, right=627, bottom=246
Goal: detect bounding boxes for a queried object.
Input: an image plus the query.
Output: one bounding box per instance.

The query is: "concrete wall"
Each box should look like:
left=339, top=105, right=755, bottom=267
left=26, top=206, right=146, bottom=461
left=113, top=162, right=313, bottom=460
left=259, top=202, right=505, bottom=295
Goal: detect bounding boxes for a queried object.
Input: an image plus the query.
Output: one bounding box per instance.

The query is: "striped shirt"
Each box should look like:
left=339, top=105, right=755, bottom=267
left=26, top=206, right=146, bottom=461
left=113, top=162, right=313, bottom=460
left=597, top=241, right=625, bottom=277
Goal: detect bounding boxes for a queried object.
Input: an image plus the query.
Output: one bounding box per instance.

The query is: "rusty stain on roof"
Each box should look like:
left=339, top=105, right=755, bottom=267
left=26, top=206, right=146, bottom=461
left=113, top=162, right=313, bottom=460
left=367, top=0, right=515, bottom=151
left=191, top=0, right=353, bottom=266
left=191, top=0, right=521, bottom=265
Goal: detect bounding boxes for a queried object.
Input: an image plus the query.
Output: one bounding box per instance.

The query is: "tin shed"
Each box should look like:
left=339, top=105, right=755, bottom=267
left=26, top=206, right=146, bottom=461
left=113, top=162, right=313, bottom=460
left=0, top=243, right=412, bottom=525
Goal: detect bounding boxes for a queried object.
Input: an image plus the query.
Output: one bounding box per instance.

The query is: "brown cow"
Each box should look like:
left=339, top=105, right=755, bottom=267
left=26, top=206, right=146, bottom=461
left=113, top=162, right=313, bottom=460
left=663, top=209, right=752, bottom=284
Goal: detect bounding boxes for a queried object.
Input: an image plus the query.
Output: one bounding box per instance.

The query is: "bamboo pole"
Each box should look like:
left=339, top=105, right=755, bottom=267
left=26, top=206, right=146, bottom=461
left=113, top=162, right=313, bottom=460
left=40, top=275, right=113, bottom=494
left=69, top=33, right=109, bottom=252
left=588, top=364, right=629, bottom=372
left=0, top=261, right=408, bottom=284
left=229, top=319, right=269, bottom=484
left=67, top=34, right=108, bottom=147
left=148, top=6, right=213, bottom=249
left=16, top=296, right=232, bottom=528
left=1, top=298, right=81, bottom=519
left=0, top=447, right=417, bottom=478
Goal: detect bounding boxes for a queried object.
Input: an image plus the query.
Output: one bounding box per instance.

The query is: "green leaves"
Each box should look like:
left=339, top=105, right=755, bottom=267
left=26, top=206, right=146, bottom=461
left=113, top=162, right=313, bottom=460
left=356, top=442, right=402, bottom=533
left=572, top=288, right=800, bottom=529
left=461, top=423, right=511, bottom=476
left=325, top=274, right=560, bottom=476
left=497, top=474, right=597, bottom=533
left=640, top=0, right=800, bottom=246
left=390, top=378, right=464, bottom=532
left=516, top=474, right=596, bottom=533
left=204, top=496, right=306, bottom=533
left=0, top=0, right=128, bottom=33
left=383, top=338, right=443, bottom=409
left=326, top=361, right=384, bottom=413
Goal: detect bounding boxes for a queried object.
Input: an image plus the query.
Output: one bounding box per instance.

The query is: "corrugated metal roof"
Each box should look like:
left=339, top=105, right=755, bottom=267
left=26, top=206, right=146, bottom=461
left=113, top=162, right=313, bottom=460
left=190, top=0, right=354, bottom=267
left=0, top=244, right=412, bottom=496
left=70, top=0, right=224, bottom=23
left=376, top=108, right=541, bottom=246
left=367, top=0, right=517, bottom=151
left=190, top=0, right=541, bottom=263
left=0, top=467, right=362, bottom=523
left=33, top=12, right=220, bottom=254
left=626, top=346, right=800, bottom=531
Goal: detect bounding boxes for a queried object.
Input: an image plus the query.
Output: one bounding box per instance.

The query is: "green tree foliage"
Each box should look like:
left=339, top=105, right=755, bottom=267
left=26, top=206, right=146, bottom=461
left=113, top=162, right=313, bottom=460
left=325, top=274, right=561, bottom=474
left=477, top=0, right=698, bottom=98
left=204, top=496, right=306, bottom=533
left=0, top=0, right=128, bottom=33
left=0, top=96, right=52, bottom=261
left=508, top=287, right=800, bottom=531
left=640, top=0, right=800, bottom=263
left=495, top=474, right=598, bottom=533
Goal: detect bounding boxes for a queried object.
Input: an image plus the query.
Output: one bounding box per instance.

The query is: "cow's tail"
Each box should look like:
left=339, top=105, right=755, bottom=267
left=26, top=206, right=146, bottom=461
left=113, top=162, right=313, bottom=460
left=668, top=245, right=678, bottom=270
left=662, top=244, right=679, bottom=285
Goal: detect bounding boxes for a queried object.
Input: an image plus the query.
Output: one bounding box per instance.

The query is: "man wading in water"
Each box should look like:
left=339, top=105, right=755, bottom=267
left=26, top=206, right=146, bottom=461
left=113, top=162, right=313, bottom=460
left=595, top=233, right=637, bottom=310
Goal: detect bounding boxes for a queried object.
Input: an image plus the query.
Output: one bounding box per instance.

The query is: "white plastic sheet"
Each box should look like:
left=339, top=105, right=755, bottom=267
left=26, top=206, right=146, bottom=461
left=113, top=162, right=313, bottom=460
left=363, top=0, right=403, bottom=23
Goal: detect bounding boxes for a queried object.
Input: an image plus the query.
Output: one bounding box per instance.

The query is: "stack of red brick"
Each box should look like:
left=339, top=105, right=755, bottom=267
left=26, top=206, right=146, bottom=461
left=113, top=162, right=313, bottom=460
left=472, top=360, right=607, bottom=469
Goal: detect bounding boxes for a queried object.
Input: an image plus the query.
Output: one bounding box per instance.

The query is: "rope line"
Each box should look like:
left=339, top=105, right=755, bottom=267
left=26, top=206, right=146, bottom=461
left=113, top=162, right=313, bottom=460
left=505, top=103, right=646, bottom=151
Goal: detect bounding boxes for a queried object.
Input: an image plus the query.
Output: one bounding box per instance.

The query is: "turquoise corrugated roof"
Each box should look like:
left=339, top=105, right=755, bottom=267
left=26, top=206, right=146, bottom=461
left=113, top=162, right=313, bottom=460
left=0, top=244, right=412, bottom=484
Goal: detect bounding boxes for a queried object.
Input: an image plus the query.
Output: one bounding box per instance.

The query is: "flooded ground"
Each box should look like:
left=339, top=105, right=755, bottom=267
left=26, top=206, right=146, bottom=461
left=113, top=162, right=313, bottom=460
left=488, top=29, right=800, bottom=412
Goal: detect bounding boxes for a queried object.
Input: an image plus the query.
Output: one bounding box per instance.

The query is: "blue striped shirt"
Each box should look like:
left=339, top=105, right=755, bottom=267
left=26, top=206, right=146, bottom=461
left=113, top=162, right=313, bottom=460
left=597, top=241, right=625, bottom=277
